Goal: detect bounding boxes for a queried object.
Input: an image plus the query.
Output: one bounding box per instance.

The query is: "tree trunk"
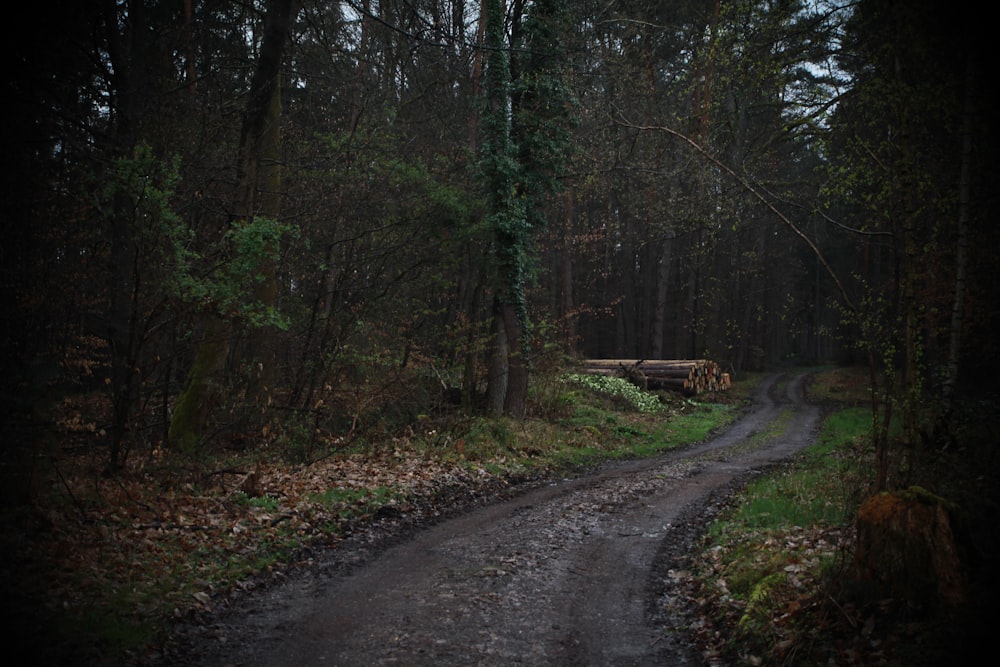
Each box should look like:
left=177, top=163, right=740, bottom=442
left=650, top=234, right=672, bottom=359
left=941, top=53, right=974, bottom=424
left=479, top=0, right=533, bottom=420
left=560, top=190, right=576, bottom=350
left=243, top=64, right=283, bottom=411
left=461, top=275, right=487, bottom=413
left=168, top=318, right=230, bottom=452
left=502, top=302, right=528, bottom=419
left=485, top=298, right=508, bottom=417
left=169, top=0, right=296, bottom=450
left=461, top=0, right=488, bottom=412
left=854, top=488, right=966, bottom=611
left=104, top=0, right=145, bottom=471
left=468, top=0, right=487, bottom=149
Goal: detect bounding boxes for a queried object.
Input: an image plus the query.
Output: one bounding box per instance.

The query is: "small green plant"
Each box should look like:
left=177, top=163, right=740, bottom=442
left=449, top=417, right=523, bottom=462
left=231, top=492, right=281, bottom=511
left=274, top=415, right=321, bottom=464
left=738, top=571, right=785, bottom=634
left=529, top=374, right=580, bottom=419
left=312, top=486, right=401, bottom=519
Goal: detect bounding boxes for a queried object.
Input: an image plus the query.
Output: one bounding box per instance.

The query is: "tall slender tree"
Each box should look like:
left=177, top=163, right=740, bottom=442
left=169, top=0, right=297, bottom=451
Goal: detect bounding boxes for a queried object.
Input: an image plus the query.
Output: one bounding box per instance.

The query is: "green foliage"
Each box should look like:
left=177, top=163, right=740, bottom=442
left=737, top=571, right=786, bottom=636
left=479, top=0, right=530, bottom=339
left=220, top=216, right=296, bottom=329
left=320, top=127, right=481, bottom=232
left=561, top=373, right=665, bottom=413
left=102, top=144, right=297, bottom=330
left=820, top=0, right=981, bottom=475
left=512, top=0, right=579, bottom=217
left=102, top=144, right=192, bottom=299
left=528, top=372, right=580, bottom=419
left=304, top=126, right=485, bottom=376
left=464, top=417, right=517, bottom=451
left=477, top=0, right=579, bottom=354
left=273, top=413, right=321, bottom=464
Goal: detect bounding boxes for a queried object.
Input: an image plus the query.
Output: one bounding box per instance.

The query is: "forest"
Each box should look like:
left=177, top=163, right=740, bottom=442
left=2, top=0, right=998, bottom=663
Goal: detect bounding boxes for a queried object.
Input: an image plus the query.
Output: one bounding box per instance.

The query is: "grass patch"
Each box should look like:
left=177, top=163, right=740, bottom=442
left=653, top=403, right=737, bottom=452
left=807, top=365, right=871, bottom=405
left=53, top=600, right=158, bottom=664
left=312, top=485, right=403, bottom=520
left=689, top=366, right=875, bottom=664
left=231, top=492, right=282, bottom=511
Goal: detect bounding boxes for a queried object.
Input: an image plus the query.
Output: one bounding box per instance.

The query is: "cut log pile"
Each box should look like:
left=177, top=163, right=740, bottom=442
left=581, top=359, right=731, bottom=396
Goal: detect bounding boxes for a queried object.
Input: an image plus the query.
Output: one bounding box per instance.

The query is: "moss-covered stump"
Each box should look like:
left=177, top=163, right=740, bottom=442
left=854, top=487, right=966, bottom=611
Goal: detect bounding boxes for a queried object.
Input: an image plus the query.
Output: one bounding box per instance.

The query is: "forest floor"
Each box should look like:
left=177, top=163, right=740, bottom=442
left=154, top=371, right=824, bottom=666
left=2, top=367, right=994, bottom=666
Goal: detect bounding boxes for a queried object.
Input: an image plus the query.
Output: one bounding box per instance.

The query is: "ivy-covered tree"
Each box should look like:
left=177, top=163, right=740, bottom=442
left=478, top=0, right=576, bottom=418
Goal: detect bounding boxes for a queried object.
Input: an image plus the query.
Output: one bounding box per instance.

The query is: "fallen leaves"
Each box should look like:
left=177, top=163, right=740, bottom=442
left=1, top=434, right=521, bottom=664
left=676, top=522, right=933, bottom=666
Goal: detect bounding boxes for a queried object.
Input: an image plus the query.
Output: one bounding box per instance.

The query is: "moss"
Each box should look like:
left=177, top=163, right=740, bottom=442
left=900, top=485, right=958, bottom=513
left=168, top=324, right=229, bottom=453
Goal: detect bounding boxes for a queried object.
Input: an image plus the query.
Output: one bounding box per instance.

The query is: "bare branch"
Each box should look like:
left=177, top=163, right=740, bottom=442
left=616, top=114, right=857, bottom=314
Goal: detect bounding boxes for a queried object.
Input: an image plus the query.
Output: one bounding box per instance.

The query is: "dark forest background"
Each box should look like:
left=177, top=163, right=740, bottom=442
left=3, top=0, right=997, bottom=477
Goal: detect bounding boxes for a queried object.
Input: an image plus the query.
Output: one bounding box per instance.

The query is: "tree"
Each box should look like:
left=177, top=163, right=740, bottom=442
left=98, top=0, right=211, bottom=469
left=169, top=0, right=297, bottom=452
left=478, top=0, right=575, bottom=418
left=2, top=0, right=127, bottom=486
left=825, top=0, right=983, bottom=490
left=479, top=0, right=524, bottom=416
left=567, top=0, right=849, bottom=368
left=102, top=0, right=149, bottom=470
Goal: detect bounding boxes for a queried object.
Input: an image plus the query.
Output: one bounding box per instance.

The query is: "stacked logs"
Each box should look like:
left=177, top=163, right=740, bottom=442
left=581, top=359, right=731, bottom=396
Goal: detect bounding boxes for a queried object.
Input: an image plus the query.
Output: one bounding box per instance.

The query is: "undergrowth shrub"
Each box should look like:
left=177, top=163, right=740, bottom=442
left=561, top=373, right=664, bottom=414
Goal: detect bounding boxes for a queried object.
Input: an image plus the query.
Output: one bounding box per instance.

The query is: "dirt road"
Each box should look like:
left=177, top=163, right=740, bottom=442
left=167, top=371, right=820, bottom=666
